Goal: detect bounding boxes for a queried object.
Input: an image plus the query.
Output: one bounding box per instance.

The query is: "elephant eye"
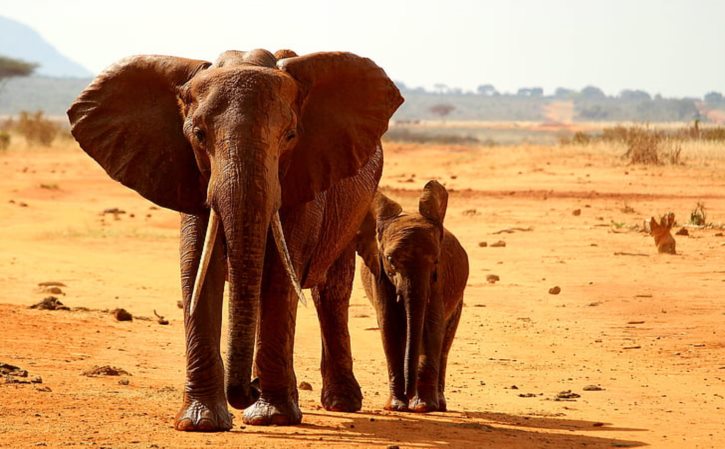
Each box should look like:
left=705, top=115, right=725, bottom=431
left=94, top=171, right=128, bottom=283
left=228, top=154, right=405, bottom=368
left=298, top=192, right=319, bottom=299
left=193, top=127, right=206, bottom=144
left=285, top=129, right=297, bottom=142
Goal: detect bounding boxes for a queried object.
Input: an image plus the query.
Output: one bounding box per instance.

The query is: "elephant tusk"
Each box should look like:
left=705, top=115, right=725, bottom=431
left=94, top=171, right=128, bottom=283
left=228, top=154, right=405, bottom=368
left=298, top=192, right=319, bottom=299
left=271, top=211, right=307, bottom=307
left=189, top=209, right=219, bottom=316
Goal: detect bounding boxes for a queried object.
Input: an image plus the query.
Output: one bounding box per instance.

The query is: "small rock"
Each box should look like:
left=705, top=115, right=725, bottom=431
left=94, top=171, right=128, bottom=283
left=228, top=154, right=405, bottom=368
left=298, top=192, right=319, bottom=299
left=478, top=241, right=488, bottom=247
left=462, top=209, right=478, bottom=216
left=35, top=386, right=52, bottom=392
left=387, top=446, right=400, bottom=449
left=583, top=385, right=604, bottom=391
left=555, top=390, right=580, bottom=400
left=102, top=207, right=126, bottom=215
left=30, top=297, right=69, bottom=311
left=548, top=286, right=561, bottom=295
left=176, top=300, right=184, bottom=309
left=37, top=281, right=67, bottom=287
left=118, top=378, right=130, bottom=386
left=486, top=274, right=500, bottom=284
left=111, top=308, right=133, bottom=321
left=518, top=393, right=537, bottom=398
left=572, top=209, right=581, bottom=216
left=675, top=227, right=689, bottom=236
left=83, top=365, right=131, bottom=377
left=298, top=381, right=313, bottom=391
left=490, top=240, right=506, bottom=248
left=715, top=232, right=723, bottom=237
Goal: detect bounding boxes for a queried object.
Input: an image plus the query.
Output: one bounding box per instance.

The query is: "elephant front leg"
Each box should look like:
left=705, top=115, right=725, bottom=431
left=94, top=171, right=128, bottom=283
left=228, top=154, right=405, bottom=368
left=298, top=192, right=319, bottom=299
left=410, top=295, right=445, bottom=413
left=174, top=213, right=231, bottom=432
left=312, top=244, right=363, bottom=412
left=376, top=285, right=408, bottom=411
left=242, top=244, right=302, bottom=426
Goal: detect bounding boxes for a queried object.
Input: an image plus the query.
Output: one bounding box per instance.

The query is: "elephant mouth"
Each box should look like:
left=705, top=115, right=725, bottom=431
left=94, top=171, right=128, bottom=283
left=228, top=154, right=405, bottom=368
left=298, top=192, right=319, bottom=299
left=188, top=208, right=306, bottom=315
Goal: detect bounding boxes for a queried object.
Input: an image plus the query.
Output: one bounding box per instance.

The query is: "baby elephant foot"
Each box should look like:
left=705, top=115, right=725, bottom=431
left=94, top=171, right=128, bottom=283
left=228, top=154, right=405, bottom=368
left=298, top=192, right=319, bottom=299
left=438, top=392, right=448, bottom=412
left=409, top=394, right=440, bottom=413
left=174, top=394, right=232, bottom=432
left=384, top=395, right=409, bottom=411
left=242, top=395, right=302, bottom=426
left=321, top=378, right=363, bottom=412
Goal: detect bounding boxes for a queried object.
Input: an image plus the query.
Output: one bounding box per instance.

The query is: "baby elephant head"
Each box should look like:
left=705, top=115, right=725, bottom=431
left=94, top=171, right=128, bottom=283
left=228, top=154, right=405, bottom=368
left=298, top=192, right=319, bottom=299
left=649, top=212, right=676, bottom=254
left=358, top=180, right=448, bottom=398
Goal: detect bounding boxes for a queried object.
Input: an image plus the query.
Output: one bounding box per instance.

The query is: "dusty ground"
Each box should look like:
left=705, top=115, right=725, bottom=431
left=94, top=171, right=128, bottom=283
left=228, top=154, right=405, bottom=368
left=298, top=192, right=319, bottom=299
left=1, top=135, right=724, bottom=449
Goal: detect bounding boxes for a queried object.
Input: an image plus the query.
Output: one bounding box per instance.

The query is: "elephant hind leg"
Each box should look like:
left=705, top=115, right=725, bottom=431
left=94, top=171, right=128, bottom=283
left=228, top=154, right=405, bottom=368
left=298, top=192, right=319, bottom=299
left=312, top=243, right=363, bottom=412
left=437, top=300, right=463, bottom=412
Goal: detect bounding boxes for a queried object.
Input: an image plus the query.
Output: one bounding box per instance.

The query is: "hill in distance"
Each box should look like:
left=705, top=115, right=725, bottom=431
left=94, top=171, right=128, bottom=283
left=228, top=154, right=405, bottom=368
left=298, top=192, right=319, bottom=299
left=0, top=16, right=92, bottom=78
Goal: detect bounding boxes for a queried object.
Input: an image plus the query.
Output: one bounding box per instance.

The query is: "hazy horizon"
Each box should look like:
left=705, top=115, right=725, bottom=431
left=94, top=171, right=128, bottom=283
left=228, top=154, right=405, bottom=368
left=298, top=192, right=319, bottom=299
left=2, top=0, right=724, bottom=98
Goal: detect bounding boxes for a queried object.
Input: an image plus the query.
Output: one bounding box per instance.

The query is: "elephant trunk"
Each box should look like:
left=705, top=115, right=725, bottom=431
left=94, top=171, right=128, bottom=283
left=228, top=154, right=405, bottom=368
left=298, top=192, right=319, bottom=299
left=403, top=281, right=427, bottom=400
left=216, top=147, right=278, bottom=410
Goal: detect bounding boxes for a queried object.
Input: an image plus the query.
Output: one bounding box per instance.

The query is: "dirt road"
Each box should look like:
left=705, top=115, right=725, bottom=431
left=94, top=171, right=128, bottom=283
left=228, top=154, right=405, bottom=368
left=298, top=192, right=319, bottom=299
left=1, top=139, right=723, bottom=448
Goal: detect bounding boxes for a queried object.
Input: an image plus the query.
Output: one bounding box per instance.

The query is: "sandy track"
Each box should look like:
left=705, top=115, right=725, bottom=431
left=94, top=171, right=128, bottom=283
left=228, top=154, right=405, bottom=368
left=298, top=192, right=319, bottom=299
left=1, top=140, right=723, bottom=448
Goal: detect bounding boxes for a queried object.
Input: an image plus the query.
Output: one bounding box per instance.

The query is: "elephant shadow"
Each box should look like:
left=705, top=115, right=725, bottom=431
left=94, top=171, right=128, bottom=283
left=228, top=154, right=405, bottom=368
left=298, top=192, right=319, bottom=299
left=237, top=409, right=647, bottom=448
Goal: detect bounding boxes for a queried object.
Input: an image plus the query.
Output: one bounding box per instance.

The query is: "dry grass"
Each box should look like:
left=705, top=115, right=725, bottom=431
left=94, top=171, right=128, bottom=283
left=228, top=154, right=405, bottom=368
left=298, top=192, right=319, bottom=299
left=1, top=111, right=71, bottom=147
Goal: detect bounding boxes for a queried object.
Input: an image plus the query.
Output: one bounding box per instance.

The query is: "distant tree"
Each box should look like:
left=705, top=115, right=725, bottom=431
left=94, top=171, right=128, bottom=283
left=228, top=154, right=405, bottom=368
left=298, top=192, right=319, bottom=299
left=394, top=80, right=408, bottom=91
left=0, top=55, right=38, bottom=91
left=449, top=87, right=463, bottom=96
left=476, top=84, right=497, bottom=96
left=580, top=85, right=606, bottom=99
left=704, top=91, right=723, bottom=104
left=429, top=103, right=456, bottom=120
left=620, top=89, right=651, bottom=101
left=433, top=83, right=449, bottom=94
left=554, top=87, right=576, bottom=98
left=516, top=87, right=543, bottom=97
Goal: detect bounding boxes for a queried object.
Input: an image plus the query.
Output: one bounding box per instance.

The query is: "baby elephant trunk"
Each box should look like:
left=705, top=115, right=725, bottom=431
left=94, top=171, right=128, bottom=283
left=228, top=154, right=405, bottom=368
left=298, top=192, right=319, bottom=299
left=403, top=281, right=428, bottom=400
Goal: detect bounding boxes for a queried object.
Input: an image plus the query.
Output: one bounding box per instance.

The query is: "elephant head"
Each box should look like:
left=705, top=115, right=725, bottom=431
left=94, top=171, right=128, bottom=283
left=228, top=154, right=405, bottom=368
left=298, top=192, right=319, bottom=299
left=68, top=49, right=403, bottom=407
left=358, top=181, right=448, bottom=400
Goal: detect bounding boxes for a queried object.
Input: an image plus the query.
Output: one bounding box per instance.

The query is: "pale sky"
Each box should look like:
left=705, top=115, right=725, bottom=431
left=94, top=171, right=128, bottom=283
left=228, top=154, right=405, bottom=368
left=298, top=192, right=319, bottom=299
left=3, top=0, right=724, bottom=97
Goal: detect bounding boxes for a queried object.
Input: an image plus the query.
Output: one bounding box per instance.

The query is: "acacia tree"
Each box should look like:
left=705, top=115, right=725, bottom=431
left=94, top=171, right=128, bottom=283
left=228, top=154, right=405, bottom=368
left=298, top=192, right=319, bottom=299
left=429, top=103, right=455, bottom=121
left=0, top=55, right=38, bottom=92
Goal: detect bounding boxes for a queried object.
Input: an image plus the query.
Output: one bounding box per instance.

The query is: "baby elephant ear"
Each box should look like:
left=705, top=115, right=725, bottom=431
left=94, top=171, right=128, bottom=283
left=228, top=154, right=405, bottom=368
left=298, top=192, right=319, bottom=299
left=67, top=55, right=211, bottom=214
left=372, top=191, right=402, bottom=222
left=419, top=180, right=448, bottom=225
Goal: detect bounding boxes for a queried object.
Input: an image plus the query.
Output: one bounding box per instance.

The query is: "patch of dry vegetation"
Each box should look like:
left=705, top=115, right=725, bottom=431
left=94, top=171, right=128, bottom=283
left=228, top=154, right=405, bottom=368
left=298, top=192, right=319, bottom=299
left=561, top=123, right=725, bottom=165
left=1, top=111, right=70, bottom=148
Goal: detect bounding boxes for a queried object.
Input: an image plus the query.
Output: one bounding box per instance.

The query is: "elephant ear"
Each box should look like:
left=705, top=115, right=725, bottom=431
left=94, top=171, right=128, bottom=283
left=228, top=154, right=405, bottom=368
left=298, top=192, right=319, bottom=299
left=278, top=52, right=403, bottom=205
left=67, top=55, right=211, bottom=214
left=356, top=210, right=381, bottom=278
left=419, top=180, right=448, bottom=226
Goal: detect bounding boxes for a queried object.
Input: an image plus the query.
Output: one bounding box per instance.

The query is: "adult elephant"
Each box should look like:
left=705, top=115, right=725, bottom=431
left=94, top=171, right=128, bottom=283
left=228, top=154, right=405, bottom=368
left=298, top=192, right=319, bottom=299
left=67, top=49, right=403, bottom=431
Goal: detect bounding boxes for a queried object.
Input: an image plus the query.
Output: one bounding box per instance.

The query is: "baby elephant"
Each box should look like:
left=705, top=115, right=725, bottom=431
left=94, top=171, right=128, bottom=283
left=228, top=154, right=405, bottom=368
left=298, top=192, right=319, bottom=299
left=356, top=180, right=469, bottom=412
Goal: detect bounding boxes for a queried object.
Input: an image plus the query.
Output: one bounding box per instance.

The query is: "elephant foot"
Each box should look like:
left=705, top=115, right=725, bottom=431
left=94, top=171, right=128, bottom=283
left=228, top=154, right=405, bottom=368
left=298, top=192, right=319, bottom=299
left=409, top=394, right=440, bottom=413
left=384, top=396, right=409, bottom=411
left=321, top=377, right=363, bottom=412
left=174, top=394, right=232, bottom=432
left=242, top=395, right=302, bottom=426
left=438, top=392, right=447, bottom=412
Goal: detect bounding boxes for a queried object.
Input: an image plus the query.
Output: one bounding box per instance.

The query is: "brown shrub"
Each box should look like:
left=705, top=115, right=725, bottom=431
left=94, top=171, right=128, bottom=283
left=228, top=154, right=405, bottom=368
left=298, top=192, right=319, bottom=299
left=0, top=131, right=9, bottom=151
left=15, top=111, right=59, bottom=146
